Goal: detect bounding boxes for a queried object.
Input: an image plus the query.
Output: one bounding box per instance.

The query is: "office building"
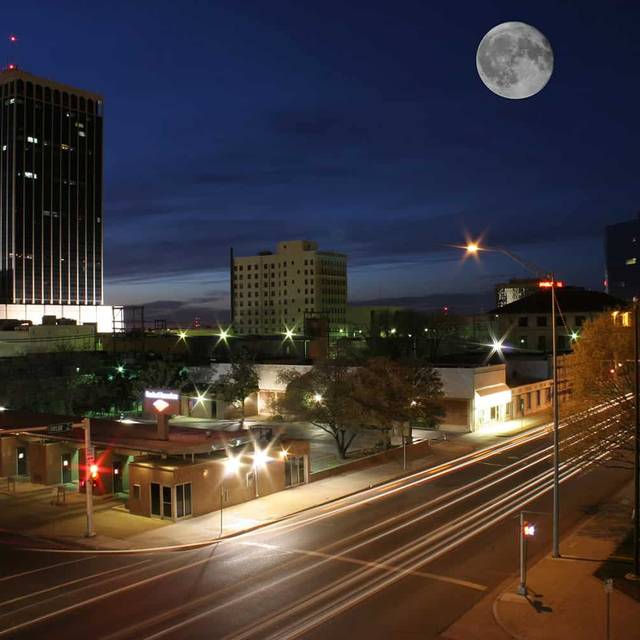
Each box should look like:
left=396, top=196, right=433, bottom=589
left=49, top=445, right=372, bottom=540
left=605, top=215, right=640, bottom=301
left=489, top=287, right=625, bottom=353
left=495, top=278, right=541, bottom=307
left=0, top=68, right=113, bottom=331
left=231, top=240, right=347, bottom=335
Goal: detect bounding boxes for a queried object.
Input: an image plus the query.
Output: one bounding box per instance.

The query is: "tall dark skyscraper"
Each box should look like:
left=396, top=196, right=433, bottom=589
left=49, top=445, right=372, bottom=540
left=605, top=215, right=640, bottom=302
left=0, top=68, right=103, bottom=306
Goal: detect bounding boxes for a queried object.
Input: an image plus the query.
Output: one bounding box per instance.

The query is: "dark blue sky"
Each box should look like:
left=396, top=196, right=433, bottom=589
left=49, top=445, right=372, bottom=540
left=7, top=1, right=640, bottom=321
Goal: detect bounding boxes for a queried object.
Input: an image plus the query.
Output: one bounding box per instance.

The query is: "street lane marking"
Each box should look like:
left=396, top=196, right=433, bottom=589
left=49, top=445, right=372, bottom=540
left=0, top=556, right=95, bottom=583
left=0, top=547, right=226, bottom=638
left=238, top=541, right=487, bottom=592
left=0, top=558, right=152, bottom=609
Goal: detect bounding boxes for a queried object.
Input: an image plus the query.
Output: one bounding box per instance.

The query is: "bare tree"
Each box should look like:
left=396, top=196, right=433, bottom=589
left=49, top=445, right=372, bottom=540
left=278, top=361, right=364, bottom=459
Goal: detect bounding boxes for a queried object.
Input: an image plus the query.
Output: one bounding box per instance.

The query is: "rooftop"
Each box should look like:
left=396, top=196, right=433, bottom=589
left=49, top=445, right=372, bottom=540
left=0, top=68, right=102, bottom=101
left=0, top=411, right=251, bottom=455
left=489, top=288, right=626, bottom=315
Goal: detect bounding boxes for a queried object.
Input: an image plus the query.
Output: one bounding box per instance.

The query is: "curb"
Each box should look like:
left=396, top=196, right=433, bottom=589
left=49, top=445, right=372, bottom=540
left=11, top=455, right=443, bottom=555
left=490, top=478, right=635, bottom=640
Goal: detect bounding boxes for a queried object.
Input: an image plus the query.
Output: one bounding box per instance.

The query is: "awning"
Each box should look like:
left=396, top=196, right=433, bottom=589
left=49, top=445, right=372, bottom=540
left=475, top=383, right=511, bottom=397
left=474, top=383, right=512, bottom=408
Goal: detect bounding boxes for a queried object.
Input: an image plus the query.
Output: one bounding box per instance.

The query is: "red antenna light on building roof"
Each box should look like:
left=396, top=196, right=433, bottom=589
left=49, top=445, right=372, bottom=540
left=9, top=35, right=17, bottom=43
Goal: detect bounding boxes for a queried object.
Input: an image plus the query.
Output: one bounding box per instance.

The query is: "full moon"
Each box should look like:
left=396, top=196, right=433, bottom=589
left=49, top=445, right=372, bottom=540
left=476, top=22, right=553, bottom=99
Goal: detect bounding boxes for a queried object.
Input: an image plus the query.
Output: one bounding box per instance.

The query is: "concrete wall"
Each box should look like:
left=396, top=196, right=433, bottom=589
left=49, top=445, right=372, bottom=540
left=310, top=439, right=431, bottom=482
left=441, top=398, right=471, bottom=430
left=29, top=441, right=79, bottom=485
left=128, top=454, right=288, bottom=520
left=0, top=436, right=18, bottom=477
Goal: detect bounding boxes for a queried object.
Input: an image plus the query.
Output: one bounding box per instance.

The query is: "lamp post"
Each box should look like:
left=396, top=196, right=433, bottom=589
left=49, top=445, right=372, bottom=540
left=462, top=242, right=561, bottom=557
left=81, top=418, right=96, bottom=538
left=628, top=300, right=640, bottom=581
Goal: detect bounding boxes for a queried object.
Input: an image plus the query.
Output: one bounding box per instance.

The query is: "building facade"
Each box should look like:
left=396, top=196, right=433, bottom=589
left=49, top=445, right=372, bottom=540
left=489, top=287, right=625, bottom=353
left=605, top=216, right=640, bottom=301
left=0, top=68, right=103, bottom=307
left=495, top=278, right=541, bottom=307
left=231, top=240, right=347, bottom=335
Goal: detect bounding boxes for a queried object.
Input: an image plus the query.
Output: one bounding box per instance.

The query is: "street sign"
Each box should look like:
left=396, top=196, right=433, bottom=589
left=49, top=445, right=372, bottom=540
left=46, top=422, right=73, bottom=434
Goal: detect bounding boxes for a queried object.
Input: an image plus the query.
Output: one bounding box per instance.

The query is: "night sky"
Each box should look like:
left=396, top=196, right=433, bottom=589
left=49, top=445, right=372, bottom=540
left=6, top=1, right=640, bottom=322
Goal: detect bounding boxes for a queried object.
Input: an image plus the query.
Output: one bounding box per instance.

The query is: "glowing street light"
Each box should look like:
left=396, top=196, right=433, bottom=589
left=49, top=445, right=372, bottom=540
left=390, top=328, right=397, bottom=335
left=193, top=387, right=209, bottom=408
left=313, top=393, right=323, bottom=403
left=466, top=242, right=479, bottom=254
left=215, top=325, right=231, bottom=346
left=253, top=447, right=269, bottom=468
left=487, top=334, right=507, bottom=360
left=283, top=326, right=296, bottom=341
left=224, top=454, right=241, bottom=476
left=177, top=330, right=188, bottom=342
left=115, top=364, right=125, bottom=375
left=570, top=330, right=580, bottom=342
left=252, top=446, right=271, bottom=498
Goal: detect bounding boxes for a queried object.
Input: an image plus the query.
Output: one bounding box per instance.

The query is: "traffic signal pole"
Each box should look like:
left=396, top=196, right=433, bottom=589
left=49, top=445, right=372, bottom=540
left=82, top=418, right=96, bottom=538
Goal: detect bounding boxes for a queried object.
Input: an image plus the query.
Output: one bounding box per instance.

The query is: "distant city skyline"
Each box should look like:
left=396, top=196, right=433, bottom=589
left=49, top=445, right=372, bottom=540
left=5, top=1, right=639, bottom=323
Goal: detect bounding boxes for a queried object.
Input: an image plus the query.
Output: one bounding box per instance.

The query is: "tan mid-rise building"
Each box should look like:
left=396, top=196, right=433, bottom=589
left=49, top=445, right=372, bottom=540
left=231, top=240, right=347, bottom=335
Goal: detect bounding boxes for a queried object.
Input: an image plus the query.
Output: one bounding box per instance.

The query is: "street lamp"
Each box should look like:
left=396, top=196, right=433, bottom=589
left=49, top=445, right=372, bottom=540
left=462, top=240, right=562, bottom=558
left=253, top=446, right=270, bottom=498
left=220, top=454, right=241, bottom=536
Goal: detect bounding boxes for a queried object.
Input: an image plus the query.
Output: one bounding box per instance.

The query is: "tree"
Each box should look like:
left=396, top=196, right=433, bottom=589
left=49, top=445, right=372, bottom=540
left=215, top=350, right=259, bottom=428
left=563, top=313, right=634, bottom=469
left=278, top=361, right=364, bottom=459
left=350, top=357, right=444, bottom=447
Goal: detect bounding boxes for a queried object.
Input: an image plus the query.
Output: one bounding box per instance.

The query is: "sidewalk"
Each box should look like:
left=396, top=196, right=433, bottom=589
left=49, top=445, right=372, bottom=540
left=442, top=481, right=640, bottom=640
left=2, top=436, right=476, bottom=550
left=0, top=415, right=551, bottom=551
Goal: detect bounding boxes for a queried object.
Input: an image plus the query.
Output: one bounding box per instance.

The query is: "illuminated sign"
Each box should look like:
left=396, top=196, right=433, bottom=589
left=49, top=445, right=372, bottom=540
left=145, top=391, right=179, bottom=401
left=143, top=389, right=180, bottom=415
left=152, top=399, right=170, bottom=413
left=538, top=281, right=564, bottom=288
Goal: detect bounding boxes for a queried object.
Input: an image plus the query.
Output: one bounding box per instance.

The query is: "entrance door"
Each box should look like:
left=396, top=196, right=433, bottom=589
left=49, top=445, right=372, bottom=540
left=61, top=454, right=72, bottom=484
left=16, top=447, right=27, bottom=476
left=285, top=456, right=305, bottom=487
left=162, top=486, right=173, bottom=519
left=113, top=460, right=123, bottom=493
left=151, top=482, right=161, bottom=516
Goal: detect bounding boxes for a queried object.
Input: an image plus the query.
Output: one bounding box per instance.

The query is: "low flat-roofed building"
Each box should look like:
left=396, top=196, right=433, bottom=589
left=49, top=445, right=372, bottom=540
left=0, top=411, right=310, bottom=521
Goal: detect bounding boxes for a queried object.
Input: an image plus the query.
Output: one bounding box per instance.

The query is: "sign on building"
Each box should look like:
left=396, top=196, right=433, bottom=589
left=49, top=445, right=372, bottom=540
left=144, top=390, right=180, bottom=415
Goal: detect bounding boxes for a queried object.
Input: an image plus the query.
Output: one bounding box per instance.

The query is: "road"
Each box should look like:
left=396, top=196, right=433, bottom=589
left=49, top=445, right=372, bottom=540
left=0, top=416, right=632, bottom=640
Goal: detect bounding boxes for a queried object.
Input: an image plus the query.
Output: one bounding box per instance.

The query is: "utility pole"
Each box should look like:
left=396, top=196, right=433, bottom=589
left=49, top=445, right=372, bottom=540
left=551, top=276, right=561, bottom=558
left=627, top=301, right=640, bottom=581
left=82, top=418, right=95, bottom=538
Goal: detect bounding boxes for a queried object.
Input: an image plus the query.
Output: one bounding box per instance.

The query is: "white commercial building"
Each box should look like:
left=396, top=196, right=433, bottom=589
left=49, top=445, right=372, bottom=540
left=0, top=303, right=116, bottom=333
left=231, top=240, right=347, bottom=336
left=189, top=362, right=551, bottom=432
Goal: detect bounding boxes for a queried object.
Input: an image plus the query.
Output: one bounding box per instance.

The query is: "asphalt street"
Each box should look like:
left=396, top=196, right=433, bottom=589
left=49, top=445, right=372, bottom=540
left=0, top=419, right=632, bottom=640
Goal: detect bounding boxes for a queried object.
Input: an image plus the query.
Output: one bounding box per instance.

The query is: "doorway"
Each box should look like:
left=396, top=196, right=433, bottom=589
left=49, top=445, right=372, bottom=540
left=61, top=453, right=72, bottom=484
left=16, top=447, right=27, bottom=476
left=113, top=460, right=123, bottom=493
